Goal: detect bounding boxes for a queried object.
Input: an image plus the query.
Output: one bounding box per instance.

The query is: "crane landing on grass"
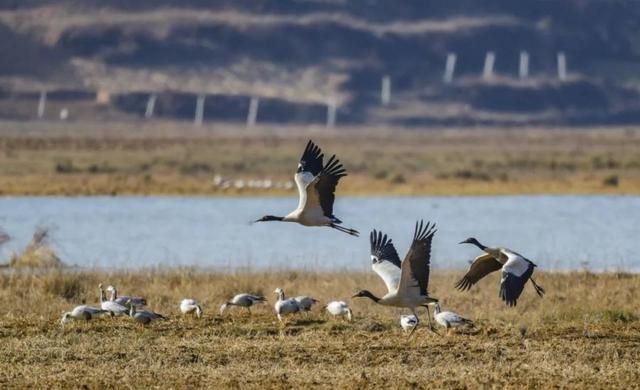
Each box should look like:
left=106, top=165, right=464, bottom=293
left=352, top=220, right=439, bottom=330
left=456, top=238, right=545, bottom=307
left=253, top=140, right=359, bottom=237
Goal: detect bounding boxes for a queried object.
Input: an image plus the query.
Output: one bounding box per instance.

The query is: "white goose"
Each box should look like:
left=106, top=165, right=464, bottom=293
left=254, top=140, right=359, bottom=236
left=325, top=301, right=352, bottom=321
left=61, top=305, right=109, bottom=326
left=433, top=303, right=474, bottom=335
left=294, top=295, right=319, bottom=312
left=456, top=238, right=545, bottom=306
left=273, top=288, right=300, bottom=323
left=352, top=220, right=439, bottom=329
left=106, top=285, right=146, bottom=308
left=129, top=301, right=166, bottom=326
left=180, top=298, right=203, bottom=318
left=98, top=284, right=129, bottom=316
left=400, top=314, right=419, bottom=334
left=220, top=293, right=267, bottom=315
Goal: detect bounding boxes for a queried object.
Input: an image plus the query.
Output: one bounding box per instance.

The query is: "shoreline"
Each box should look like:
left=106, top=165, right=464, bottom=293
left=0, top=175, right=638, bottom=196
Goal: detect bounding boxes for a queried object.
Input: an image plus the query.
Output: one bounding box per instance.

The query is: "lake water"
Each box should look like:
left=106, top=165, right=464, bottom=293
left=0, top=196, right=638, bottom=272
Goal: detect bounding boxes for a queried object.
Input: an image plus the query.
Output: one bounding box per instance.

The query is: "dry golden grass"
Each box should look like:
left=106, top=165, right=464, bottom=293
left=0, top=269, right=639, bottom=388
left=5, top=227, right=65, bottom=269
left=1, top=122, right=640, bottom=196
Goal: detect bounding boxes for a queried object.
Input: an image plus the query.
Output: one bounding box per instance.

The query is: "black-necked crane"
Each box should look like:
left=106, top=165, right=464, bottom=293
left=433, top=303, right=474, bottom=335
left=254, top=140, right=359, bottom=236
left=456, top=238, right=545, bottom=307
left=220, top=293, right=267, bottom=315
left=352, top=220, right=439, bottom=329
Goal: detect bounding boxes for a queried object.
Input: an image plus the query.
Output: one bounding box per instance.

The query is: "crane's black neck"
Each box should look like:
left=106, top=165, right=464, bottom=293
left=257, top=215, right=284, bottom=222
left=359, top=290, right=380, bottom=303
left=469, top=239, right=487, bottom=251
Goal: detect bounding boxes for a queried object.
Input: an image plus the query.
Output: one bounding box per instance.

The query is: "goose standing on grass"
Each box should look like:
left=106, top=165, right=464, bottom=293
left=433, top=303, right=474, bottom=335
left=61, top=305, right=109, bottom=326
left=273, top=288, right=300, bottom=323
left=220, top=293, right=267, bottom=315
left=325, top=301, right=352, bottom=321
left=352, top=220, right=439, bottom=329
left=180, top=299, right=203, bottom=318
left=106, top=285, right=146, bottom=308
left=456, top=238, right=545, bottom=306
left=98, top=284, right=129, bottom=316
left=129, top=301, right=166, bottom=326
left=400, top=314, right=419, bottom=334
left=294, top=295, right=319, bottom=312
left=253, top=140, right=359, bottom=236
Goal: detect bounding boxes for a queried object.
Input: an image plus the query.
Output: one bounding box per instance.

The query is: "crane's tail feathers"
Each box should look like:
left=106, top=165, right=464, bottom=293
left=530, top=278, right=545, bottom=298
left=330, top=223, right=360, bottom=237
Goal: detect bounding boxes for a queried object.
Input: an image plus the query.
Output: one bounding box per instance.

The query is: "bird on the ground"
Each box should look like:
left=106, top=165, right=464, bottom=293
left=273, top=288, right=301, bottom=323
left=220, top=293, right=267, bottom=315
left=433, top=303, right=474, bottom=335
left=106, top=285, right=146, bottom=308
left=352, top=220, right=439, bottom=329
left=456, top=238, right=545, bottom=306
left=129, top=301, right=166, bottom=326
left=253, top=140, right=359, bottom=236
left=61, top=305, right=109, bottom=326
left=400, top=314, right=419, bottom=334
left=180, top=298, right=203, bottom=318
left=294, top=295, right=319, bottom=312
left=325, top=301, right=352, bottom=321
left=98, top=283, right=129, bottom=316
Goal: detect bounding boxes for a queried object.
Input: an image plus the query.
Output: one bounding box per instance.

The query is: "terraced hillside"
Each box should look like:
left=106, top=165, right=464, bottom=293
left=1, top=1, right=640, bottom=125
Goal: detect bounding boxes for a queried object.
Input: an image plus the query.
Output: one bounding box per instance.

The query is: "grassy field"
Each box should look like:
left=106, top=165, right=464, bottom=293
left=1, top=121, right=640, bottom=196
left=1, top=269, right=639, bottom=388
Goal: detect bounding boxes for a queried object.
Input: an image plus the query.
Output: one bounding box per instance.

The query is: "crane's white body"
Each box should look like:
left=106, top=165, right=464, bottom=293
left=372, top=252, right=436, bottom=310
left=284, top=172, right=333, bottom=226
left=325, top=301, right=352, bottom=321
left=502, top=249, right=530, bottom=277
left=180, top=298, right=203, bottom=318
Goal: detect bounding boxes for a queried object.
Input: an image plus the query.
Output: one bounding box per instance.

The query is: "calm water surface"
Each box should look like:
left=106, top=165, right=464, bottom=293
left=0, top=196, right=638, bottom=271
